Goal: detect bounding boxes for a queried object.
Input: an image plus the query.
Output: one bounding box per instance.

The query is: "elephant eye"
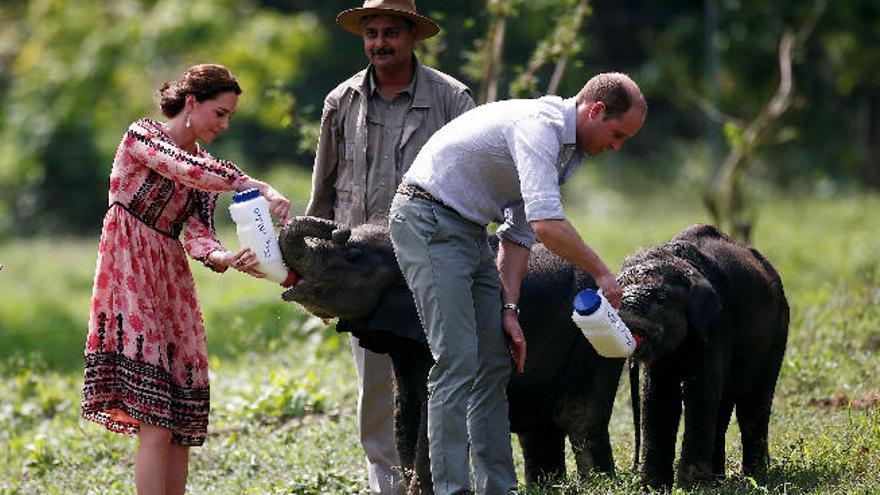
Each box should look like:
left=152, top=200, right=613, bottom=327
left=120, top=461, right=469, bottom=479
left=345, top=245, right=363, bottom=261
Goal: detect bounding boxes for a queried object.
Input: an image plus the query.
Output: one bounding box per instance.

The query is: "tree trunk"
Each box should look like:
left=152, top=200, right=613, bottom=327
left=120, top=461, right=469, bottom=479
left=865, top=89, right=880, bottom=189
left=479, top=1, right=511, bottom=104
left=702, top=0, right=826, bottom=241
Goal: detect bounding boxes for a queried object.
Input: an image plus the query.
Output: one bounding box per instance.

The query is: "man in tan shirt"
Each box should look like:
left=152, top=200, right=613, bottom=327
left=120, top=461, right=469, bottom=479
left=305, top=1, right=475, bottom=493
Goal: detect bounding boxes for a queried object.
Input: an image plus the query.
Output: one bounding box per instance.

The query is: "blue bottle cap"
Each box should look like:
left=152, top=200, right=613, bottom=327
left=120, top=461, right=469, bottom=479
left=573, top=289, right=602, bottom=316
left=232, top=188, right=261, bottom=203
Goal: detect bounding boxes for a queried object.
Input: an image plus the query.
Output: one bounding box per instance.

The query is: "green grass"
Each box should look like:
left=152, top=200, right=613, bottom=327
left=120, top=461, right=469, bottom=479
left=1, top=191, right=878, bottom=494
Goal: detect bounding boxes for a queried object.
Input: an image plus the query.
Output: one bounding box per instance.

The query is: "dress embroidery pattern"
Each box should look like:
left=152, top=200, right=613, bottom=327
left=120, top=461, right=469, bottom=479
left=81, top=119, right=249, bottom=446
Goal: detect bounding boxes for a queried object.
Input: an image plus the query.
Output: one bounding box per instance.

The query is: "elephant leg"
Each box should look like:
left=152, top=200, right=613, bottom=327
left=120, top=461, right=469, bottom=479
left=639, top=364, right=682, bottom=491
left=738, top=337, right=786, bottom=480
left=569, top=423, right=614, bottom=477
left=736, top=395, right=773, bottom=479
left=678, top=380, right=721, bottom=489
left=558, top=358, right=622, bottom=478
left=517, top=423, right=566, bottom=485
left=712, top=399, right=734, bottom=478
left=677, top=335, right=730, bottom=489
left=393, top=384, right=419, bottom=487
left=412, top=399, right=433, bottom=495
left=388, top=338, right=435, bottom=494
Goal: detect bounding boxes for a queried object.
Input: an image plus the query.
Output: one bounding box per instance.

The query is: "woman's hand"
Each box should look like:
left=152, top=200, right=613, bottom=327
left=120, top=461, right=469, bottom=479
left=261, top=184, right=291, bottom=225
left=209, top=248, right=266, bottom=278
left=238, top=179, right=291, bottom=225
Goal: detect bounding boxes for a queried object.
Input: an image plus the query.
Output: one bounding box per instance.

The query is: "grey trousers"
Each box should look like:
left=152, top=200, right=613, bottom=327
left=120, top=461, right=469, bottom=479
left=389, top=194, right=517, bottom=495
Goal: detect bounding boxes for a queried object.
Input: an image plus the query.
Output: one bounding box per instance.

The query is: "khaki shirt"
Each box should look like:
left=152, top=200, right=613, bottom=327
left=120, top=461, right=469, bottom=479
left=365, top=73, right=415, bottom=217
left=305, top=59, right=475, bottom=226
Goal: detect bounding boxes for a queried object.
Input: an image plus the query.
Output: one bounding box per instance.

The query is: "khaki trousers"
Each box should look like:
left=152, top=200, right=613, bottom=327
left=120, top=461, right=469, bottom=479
left=351, top=335, right=405, bottom=494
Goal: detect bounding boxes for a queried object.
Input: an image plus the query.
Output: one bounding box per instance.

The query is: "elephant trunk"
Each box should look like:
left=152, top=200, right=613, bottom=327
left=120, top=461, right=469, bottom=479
left=278, top=216, right=344, bottom=269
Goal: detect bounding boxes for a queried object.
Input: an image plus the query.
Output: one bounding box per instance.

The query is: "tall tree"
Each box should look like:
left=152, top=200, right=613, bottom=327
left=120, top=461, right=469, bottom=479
left=701, top=0, right=825, bottom=240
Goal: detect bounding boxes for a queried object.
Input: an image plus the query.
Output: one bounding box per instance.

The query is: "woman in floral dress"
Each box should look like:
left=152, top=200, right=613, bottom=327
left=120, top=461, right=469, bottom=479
left=81, top=64, right=290, bottom=495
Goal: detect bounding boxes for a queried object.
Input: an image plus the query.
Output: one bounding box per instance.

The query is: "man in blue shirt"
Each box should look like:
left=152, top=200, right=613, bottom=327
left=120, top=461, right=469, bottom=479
left=389, top=72, right=646, bottom=494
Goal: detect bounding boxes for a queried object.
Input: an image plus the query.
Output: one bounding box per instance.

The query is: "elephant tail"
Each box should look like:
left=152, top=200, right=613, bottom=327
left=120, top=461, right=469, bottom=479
left=629, top=357, right=641, bottom=473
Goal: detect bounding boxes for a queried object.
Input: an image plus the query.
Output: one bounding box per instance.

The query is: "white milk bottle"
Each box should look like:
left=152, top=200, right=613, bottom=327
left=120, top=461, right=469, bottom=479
left=571, top=288, right=636, bottom=358
left=229, top=188, right=297, bottom=287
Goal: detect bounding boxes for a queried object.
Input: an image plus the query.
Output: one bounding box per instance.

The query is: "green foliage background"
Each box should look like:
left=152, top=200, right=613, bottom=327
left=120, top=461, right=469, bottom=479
left=0, top=1, right=878, bottom=493
left=1, top=0, right=879, bottom=236
left=0, top=0, right=328, bottom=235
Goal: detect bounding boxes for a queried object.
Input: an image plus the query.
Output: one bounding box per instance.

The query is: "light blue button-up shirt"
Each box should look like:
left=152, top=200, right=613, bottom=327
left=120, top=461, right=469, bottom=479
left=402, top=95, right=585, bottom=247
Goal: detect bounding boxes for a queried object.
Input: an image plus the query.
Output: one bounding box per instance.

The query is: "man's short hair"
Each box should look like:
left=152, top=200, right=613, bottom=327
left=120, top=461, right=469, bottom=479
left=576, top=72, right=647, bottom=119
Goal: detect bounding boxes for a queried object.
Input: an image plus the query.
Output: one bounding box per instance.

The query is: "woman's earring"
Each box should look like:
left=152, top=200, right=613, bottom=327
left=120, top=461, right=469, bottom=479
left=185, top=114, right=192, bottom=129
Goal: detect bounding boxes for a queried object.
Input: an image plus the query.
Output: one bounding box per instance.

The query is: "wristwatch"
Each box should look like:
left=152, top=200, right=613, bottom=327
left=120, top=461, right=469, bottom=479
left=502, top=303, right=520, bottom=315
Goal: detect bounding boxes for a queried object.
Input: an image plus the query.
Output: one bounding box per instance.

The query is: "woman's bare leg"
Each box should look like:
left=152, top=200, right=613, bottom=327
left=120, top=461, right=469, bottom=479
left=166, top=444, right=190, bottom=495
left=135, top=424, right=172, bottom=495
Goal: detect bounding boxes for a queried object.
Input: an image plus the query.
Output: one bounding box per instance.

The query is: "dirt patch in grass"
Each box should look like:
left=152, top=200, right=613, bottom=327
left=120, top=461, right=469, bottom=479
left=809, top=389, right=880, bottom=410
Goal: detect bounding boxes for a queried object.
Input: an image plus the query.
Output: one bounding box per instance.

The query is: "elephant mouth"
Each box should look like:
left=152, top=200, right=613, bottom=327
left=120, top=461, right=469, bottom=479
left=280, top=275, right=319, bottom=306
left=280, top=274, right=318, bottom=301
left=301, top=304, right=334, bottom=320
left=281, top=280, right=335, bottom=319
left=280, top=274, right=372, bottom=320
left=621, top=320, right=652, bottom=359
left=630, top=330, right=644, bottom=351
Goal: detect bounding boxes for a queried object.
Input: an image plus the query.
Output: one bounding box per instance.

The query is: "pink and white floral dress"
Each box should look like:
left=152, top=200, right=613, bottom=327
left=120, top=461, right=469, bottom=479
left=81, top=118, right=250, bottom=446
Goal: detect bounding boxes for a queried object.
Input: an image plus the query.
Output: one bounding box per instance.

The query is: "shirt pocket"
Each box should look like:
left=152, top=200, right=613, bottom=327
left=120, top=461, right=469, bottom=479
left=337, top=138, right=356, bottom=171
left=335, top=138, right=356, bottom=187
left=333, top=188, right=353, bottom=226
left=339, top=139, right=355, bottom=167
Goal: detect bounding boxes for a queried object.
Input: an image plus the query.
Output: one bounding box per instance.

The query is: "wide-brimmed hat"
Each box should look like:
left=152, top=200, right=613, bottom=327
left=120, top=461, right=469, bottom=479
left=337, top=0, right=440, bottom=39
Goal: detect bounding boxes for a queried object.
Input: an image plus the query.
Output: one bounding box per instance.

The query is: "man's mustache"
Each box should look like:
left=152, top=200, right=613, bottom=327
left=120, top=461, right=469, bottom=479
left=371, top=47, right=395, bottom=56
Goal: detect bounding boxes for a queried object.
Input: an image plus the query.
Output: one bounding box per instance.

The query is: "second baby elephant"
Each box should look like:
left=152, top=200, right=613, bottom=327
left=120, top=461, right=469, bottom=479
left=278, top=216, right=626, bottom=494
left=617, top=224, right=789, bottom=490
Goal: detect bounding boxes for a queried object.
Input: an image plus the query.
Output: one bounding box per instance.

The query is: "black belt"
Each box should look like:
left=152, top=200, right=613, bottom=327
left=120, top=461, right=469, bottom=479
left=397, top=184, right=445, bottom=206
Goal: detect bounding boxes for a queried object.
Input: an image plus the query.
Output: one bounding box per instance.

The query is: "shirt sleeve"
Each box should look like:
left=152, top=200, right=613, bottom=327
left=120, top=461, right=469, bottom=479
left=183, top=192, right=228, bottom=273
left=122, top=120, right=250, bottom=193
left=304, top=97, right=340, bottom=220
left=496, top=204, right=537, bottom=248
left=504, top=117, right=566, bottom=222
left=449, top=88, right=477, bottom=121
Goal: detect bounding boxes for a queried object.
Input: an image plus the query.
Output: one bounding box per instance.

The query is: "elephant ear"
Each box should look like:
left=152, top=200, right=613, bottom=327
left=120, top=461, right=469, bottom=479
left=332, top=228, right=352, bottom=245
left=687, top=275, right=722, bottom=342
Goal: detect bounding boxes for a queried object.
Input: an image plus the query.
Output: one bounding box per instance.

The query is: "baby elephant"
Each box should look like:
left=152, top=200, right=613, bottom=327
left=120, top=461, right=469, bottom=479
left=277, top=216, right=625, bottom=494
left=617, top=224, right=789, bottom=490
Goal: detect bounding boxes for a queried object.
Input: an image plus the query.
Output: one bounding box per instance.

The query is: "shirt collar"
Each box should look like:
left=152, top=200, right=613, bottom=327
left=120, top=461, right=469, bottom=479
left=562, top=97, right=578, bottom=145
left=367, top=62, right=418, bottom=101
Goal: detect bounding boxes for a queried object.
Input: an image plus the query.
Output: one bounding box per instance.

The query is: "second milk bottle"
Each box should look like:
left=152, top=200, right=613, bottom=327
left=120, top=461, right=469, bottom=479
left=571, top=288, right=637, bottom=358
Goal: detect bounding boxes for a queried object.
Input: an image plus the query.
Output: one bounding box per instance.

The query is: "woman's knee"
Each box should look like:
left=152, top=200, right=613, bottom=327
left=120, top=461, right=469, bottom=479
left=139, top=423, right=173, bottom=447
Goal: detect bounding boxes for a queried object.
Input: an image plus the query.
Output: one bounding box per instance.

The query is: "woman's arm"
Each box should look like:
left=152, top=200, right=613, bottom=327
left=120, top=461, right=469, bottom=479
left=122, top=120, right=250, bottom=192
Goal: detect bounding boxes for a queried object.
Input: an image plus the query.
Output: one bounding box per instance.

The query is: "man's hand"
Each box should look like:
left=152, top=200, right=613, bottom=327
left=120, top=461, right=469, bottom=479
left=595, top=272, right=622, bottom=309
left=502, top=312, right=527, bottom=373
